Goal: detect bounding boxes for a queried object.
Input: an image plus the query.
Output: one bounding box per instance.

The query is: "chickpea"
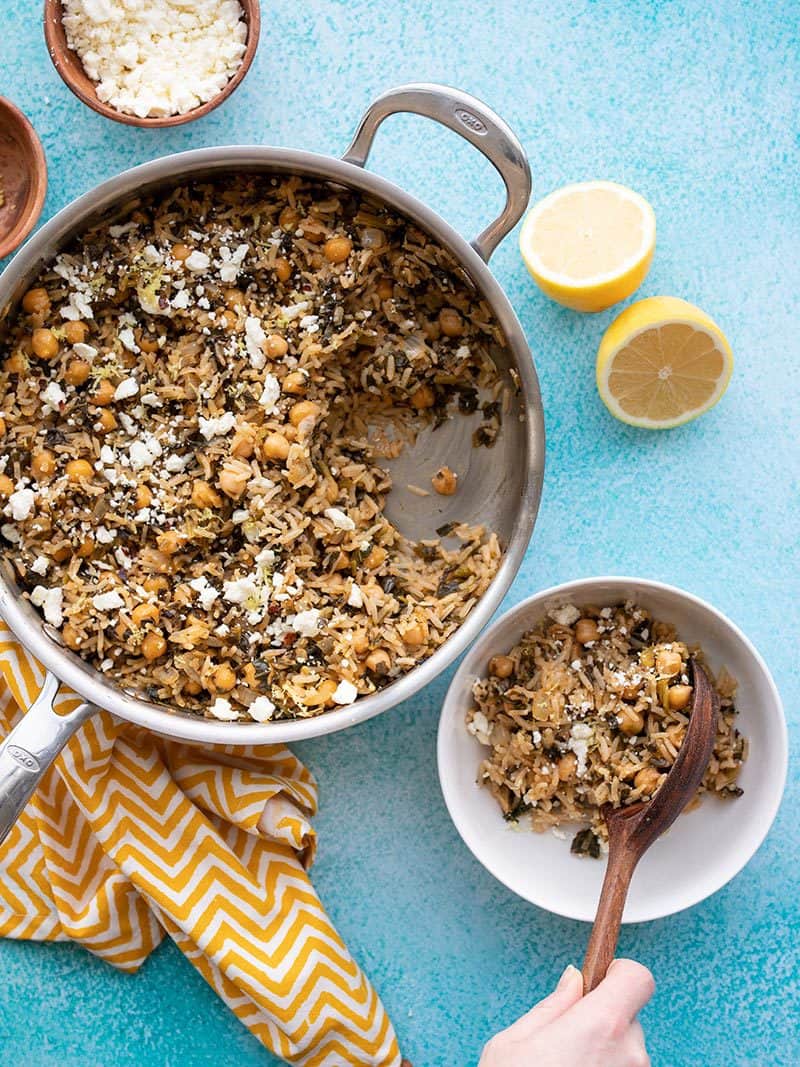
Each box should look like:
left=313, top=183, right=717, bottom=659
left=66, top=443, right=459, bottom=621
left=65, top=359, right=91, bottom=386
left=191, top=479, right=223, bottom=508
left=410, top=384, right=435, bottom=409
left=171, top=243, right=192, bottom=261
left=132, top=602, right=160, bottom=625
left=438, top=307, right=464, bottom=338
left=655, top=648, right=683, bottom=677
left=63, top=320, right=88, bottom=345
left=668, top=684, right=693, bottom=710
left=138, top=333, right=159, bottom=353
left=274, top=257, right=292, bottom=283
left=5, top=352, right=27, bottom=375
left=262, top=432, right=291, bottom=462
left=558, top=752, right=577, bottom=782
left=289, top=400, right=320, bottom=428
left=363, top=545, right=387, bottom=570
left=279, top=206, right=299, bottom=231
left=217, top=458, right=251, bottom=500
left=634, top=766, right=662, bottom=794
left=618, top=705, right=644, bottom=736
left=365, top=649, right=392, bottom=676
left=266, top=334, right=288, bottom=358
left=142, top=548, right=172, bottom=574
left=351, top=630, right=369, bottom=656
left=31, top=328, right=59, bottom=360
left=141, top=631, right=167, bottom=661
left=575, top=618, right=600, bottom=645
left=488, top=654, right=515, bottom=679
left=22, top=287, right=50, bottom=316
left=75, top=536, right=97, bottom=561
left=156, top=529, right=185, bottom=555
left=135, top=484, right=153, bottom=510
left=282, top=371, right=306, bottom=395
left=185, top=679, right=203, bottom=696
left=95, top=409, right=117, bottom=433
left=90, top=379, right=116, bottom=406
left=31, top=449, right=56, bottom=480
left=65, top=458, right=94, bottom=483
left=218, top=309, right=238, bottom=331
left=0, top=474, right=14, bottom=497
left=224, top=288, right=246, bottom=310
left=213, top=663, right=237, bottom=692
left=431, top=466, right=458, bottom=495
left=323, top=236, right=353, bottom=264
left=400, top=620, right=427, bottom=648
left=376, top=277, right=394, bottom=301
left=231, top=429, right=255, bottom=460
left=143, top=575, right=169, bottom=594
left=62, top=623, right=82, bottom=650
left=313, top=678, right=338, bottom=706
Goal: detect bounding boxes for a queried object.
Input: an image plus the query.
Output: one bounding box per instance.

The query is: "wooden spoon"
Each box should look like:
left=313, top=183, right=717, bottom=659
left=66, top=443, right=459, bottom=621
left=582, top=658, right=718, bottom=992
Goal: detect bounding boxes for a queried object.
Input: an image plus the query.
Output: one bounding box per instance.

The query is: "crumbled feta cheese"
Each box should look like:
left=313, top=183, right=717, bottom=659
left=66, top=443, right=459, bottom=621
left=171, top=289, right=191, bottom=310
left=244, top=316, right=267, bottom=369
left=324, top=507, right=355, bottom=531
left=128, top=435, right=162, bottom=470
left=72, top=342, right=97, bottom=361
left=259, top=374, right=280, bottom=413
left=31, top=555, right=49, bottom=576
left=7, top=487, right=35, bottom=521
left=184, top=251, right=210, bottom=272
left=347, top=581, right=363, bottom=608
left=568, top=722, right=593, bottom=778
left=118, top=327, right=139, bottom=353
left=61, top=0, right=248, bottom=120
left=95, top=525, right=115, bottom=544
left=141, top=392, right=162, bottom=408
left=281, top=300, right=310, bottom=321
left=92, top=590, right=125, bottom=612
left=217, top=243, right=249, bottom=282
left=570, top=659, right=582, bottom=671
left=467, top=710, right=492, bottom=745
left=1, top=524, right=20, bottom=543
left=164, top=453, right=191, bottom=473
left=99, top=445, right=116, bottom=465
left=30, top=585, right=63, bottom=626
left=42, top=381, right=67, bottom=409
left=292, top=609, right=320, bottom=637
left=332, top=679, right=358, bottom=706
left=209, top=697, right=239, bottom=721
left=223, top=575, right=258, bottom=605
left=114, top=377, right=139, bottom=401
left=189, top=575, right=219, bottom=610
left=198, top=411, right=236, bottom=439
left=550, top=603, right=581, bottom=627
left=248, top=695, right=276, bottom=722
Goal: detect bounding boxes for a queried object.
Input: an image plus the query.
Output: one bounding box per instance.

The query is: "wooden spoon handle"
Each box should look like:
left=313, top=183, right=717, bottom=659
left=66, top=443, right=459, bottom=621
left=582, top=842, right=638, bottom=993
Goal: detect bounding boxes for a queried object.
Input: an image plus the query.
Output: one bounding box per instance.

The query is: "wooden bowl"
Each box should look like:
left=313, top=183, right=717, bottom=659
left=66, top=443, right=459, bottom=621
left=43, top=0, right=261, bottom=128
left=0, top=98, right=47, bottom=260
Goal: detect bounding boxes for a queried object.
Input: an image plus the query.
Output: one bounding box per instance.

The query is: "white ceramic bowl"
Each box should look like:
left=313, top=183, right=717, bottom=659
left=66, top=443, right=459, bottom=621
left=437, top=577, right=787, bottom=923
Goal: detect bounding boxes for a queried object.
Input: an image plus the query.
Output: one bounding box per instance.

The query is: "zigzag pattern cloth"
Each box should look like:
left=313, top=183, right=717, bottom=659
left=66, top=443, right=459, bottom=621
left=0, top=624, right=401, bottom=1066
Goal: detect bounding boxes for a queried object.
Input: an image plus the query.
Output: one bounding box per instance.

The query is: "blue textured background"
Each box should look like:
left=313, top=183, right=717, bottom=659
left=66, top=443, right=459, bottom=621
left=1, top=1, right=798, bottom=1064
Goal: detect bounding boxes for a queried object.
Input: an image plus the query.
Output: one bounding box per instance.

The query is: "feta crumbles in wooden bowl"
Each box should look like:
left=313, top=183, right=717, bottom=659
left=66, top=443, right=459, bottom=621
left=44, top=0, right=260, bottom=126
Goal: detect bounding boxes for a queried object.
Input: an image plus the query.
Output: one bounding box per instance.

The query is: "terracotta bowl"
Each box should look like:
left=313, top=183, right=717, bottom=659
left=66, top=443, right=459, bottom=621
left=43, top=0, right=261, bottom=128
left=0, top=98, right=48, bottom=260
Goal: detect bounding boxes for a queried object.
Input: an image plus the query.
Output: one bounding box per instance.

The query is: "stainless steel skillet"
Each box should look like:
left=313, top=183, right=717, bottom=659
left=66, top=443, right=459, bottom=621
left=0, top=83, right=544, bottom=843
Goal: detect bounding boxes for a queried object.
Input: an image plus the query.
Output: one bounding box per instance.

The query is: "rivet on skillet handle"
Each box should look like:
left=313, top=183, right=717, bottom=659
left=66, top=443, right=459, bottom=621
left=0, top=672, right=95, bottom=846
left=342, top=83, right=532, bottom=263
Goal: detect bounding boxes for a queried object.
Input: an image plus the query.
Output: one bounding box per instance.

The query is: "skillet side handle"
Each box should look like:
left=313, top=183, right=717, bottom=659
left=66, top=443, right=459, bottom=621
left=0, top=673, right=94, bottom=846
left=342, top=83, right=531, bottom=263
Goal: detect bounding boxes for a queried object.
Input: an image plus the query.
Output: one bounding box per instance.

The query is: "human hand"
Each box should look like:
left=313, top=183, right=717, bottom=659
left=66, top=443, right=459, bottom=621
left=479, top=959, right=654, bottom=1067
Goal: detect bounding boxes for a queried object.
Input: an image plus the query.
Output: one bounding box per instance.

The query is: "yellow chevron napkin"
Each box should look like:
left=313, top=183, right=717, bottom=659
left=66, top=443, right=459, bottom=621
left=0, top=625, right=402, bottom=1067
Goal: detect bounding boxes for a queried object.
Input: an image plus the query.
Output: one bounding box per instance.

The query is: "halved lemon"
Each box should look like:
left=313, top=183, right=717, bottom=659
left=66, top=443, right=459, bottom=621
left=596, top=296, right=734, bottom=429
left=519, top=181, right=656, bottom=312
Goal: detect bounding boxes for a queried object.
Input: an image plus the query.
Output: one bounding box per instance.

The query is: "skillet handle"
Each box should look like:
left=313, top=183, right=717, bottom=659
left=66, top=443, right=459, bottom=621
left=342, top=82, right=531, bottom=263
left=0, top=673, right=94, bottom=846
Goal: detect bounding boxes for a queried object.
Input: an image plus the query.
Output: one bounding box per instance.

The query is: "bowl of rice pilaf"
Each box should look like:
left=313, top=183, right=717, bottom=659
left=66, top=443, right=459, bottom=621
left=437, top=577, right=787, bottom=922
left=0, top=174, right=529, bottom=726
